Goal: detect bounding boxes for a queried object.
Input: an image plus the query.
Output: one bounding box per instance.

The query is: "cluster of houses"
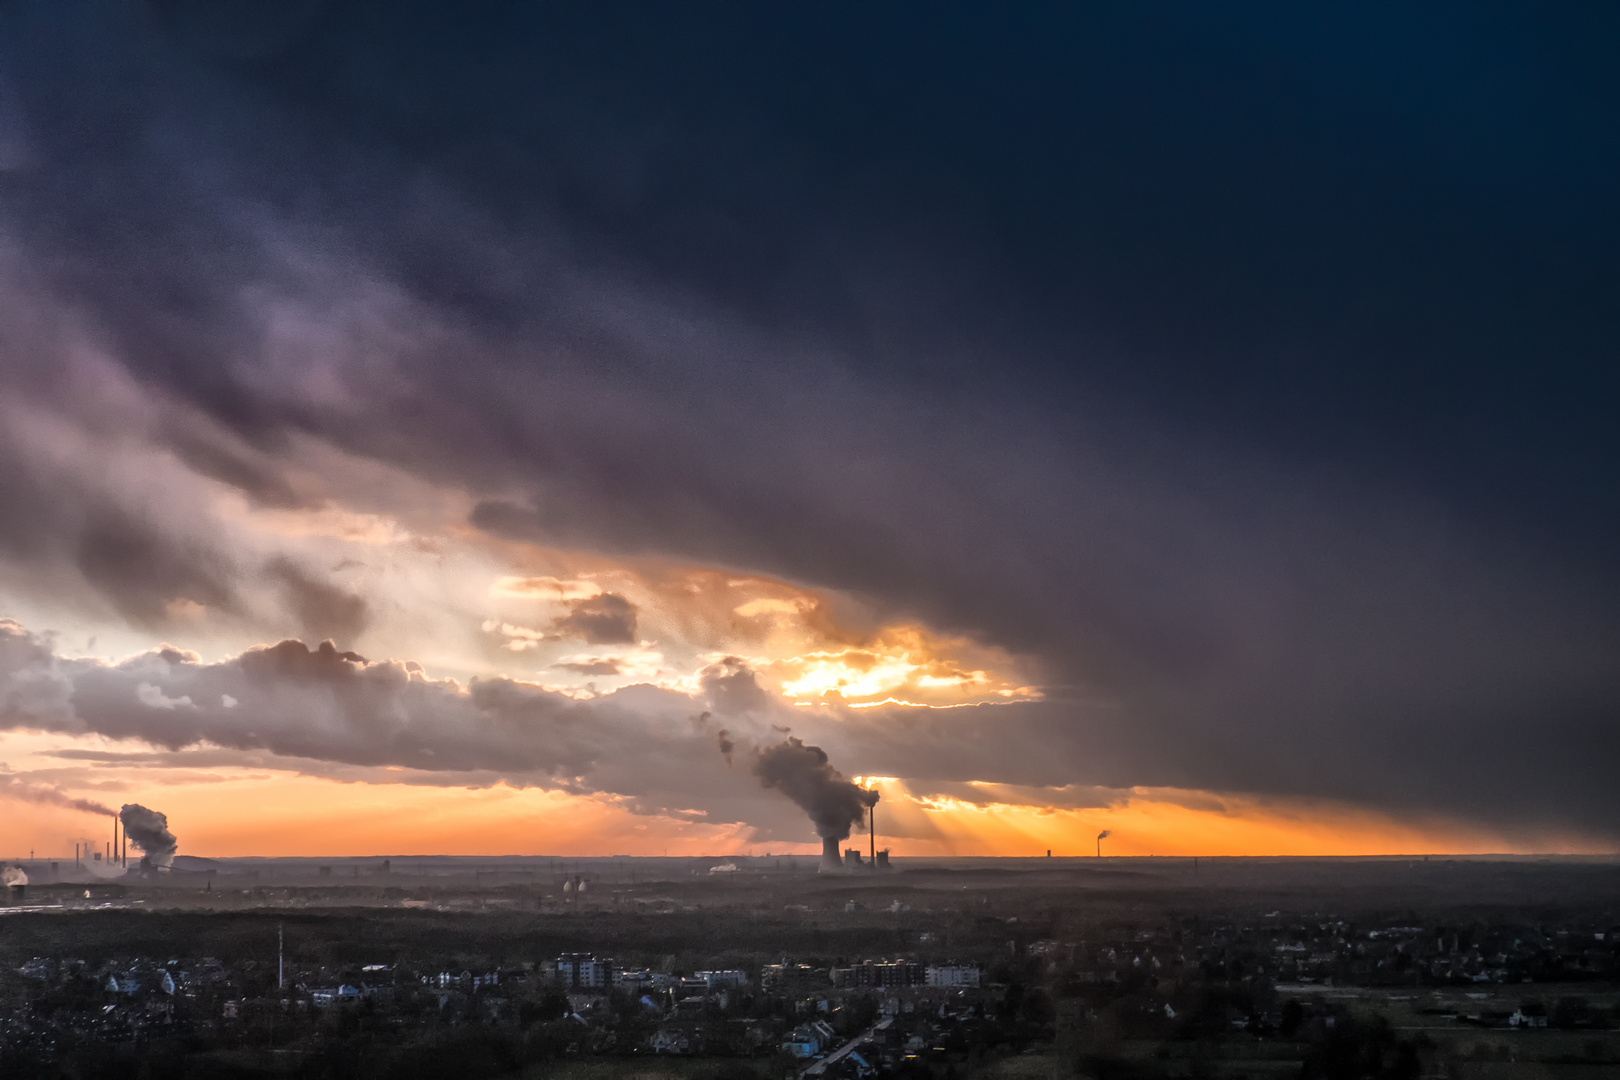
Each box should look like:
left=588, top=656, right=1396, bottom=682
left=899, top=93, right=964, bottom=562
left=533, top=952, right=988, bottom=1069
left=13, top=909, right=1609, bottom=1068
left=1032, top=917, right=1619, bottom=993
left=548, top=953, right=748, bottom=995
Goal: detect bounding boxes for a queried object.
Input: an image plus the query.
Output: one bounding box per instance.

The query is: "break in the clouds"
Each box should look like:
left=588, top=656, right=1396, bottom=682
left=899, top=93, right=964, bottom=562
left=0, top=3, right=1615, bottom=846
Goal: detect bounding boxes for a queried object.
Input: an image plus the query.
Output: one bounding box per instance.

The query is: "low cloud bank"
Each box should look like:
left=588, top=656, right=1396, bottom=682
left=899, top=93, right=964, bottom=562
left=0, top=618, right=814, bottom=837
left=3, top=617, right=1617, bottom=849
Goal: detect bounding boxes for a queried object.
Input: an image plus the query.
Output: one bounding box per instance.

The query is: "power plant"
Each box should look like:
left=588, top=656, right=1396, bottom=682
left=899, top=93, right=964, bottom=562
left=748, top=737, right=893, bottom=874
left=819, top=836, right=843, bottom=873
left=824, top=787, right=892, bottom=873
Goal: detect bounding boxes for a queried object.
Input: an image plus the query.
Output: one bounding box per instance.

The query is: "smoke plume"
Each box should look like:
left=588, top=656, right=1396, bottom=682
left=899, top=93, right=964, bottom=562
left=752, top=737, right=879, bottom=841
left=119, top=803, right=178, bottom=867
left=0, top=769, right=116, bottom=817
left=2, top=866, right=25, bottom=887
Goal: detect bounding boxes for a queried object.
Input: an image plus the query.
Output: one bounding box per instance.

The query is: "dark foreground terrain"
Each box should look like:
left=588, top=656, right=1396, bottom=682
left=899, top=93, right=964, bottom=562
left=2, top=855, right=1618, bottom=1079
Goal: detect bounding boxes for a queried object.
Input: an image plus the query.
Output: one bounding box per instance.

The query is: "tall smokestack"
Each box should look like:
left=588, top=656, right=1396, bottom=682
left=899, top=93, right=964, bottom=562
left=819, top=836, right=843, bottom=874
left=869, top=802, right=876, bottom=865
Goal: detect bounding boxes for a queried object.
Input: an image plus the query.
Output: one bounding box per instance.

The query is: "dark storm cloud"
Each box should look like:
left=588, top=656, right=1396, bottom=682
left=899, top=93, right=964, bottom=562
left=75, top=511, right=237, bottom=627
left=160, top=422, right=308, bottom=512
left=0, top=391, right=363, bottom=637
left=700, top=657, right=772, bottom=716
left=0, top=4, right=1616, bottom=836
left=0, top=403, right=237, bottom=628
left=551, top=593, right=637, bottom=645
left=0, top=289, right=341, bottom=633
left=266, top=558, right=368, bottom=645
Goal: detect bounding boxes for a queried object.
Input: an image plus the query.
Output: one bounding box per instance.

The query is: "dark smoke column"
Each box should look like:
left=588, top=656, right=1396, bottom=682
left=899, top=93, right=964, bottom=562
left=752, top=738, right=879, bottom=873
left=119, top=804, right=178, bottom=869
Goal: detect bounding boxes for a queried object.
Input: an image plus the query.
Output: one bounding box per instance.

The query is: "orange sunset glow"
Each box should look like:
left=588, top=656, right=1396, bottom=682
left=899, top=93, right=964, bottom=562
left=0, top=523, right=1610, bottom=862
left=0, top=718, right=1583, bottom=860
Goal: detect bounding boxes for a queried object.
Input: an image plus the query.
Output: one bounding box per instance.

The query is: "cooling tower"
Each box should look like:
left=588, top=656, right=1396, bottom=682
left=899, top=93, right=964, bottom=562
left=818, top=836, right=843, bottom=873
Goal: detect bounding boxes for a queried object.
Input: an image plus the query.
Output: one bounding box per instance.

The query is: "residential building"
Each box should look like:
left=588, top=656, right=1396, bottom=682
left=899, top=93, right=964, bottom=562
left=555, top=954, right=613, bottom=990
left=925, top=965, right=980, bottom=989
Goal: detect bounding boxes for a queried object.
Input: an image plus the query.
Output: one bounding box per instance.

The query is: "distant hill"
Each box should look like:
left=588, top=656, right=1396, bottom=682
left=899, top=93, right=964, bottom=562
left=170, top=855, right=221, bottom=872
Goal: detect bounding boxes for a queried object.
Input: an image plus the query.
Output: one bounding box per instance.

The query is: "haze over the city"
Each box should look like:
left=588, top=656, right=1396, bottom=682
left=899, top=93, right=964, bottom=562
left=1, top=3, right=1617, bottom=861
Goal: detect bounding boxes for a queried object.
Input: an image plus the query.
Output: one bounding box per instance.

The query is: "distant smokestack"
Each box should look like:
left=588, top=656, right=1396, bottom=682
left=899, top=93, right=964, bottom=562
left=3, top=865, right=25, bottom=902
left=119, top=804, right=178, bottom=868
left=819, top=836, right=843, bottom=874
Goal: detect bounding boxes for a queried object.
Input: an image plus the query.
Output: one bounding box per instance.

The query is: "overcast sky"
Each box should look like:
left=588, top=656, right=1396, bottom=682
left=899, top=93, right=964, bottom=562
left=0, top=3, right=1615, bottom=857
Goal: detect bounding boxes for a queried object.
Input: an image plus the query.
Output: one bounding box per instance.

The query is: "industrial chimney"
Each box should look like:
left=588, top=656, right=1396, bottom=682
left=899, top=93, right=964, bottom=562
left=818, top=836, right=843, bottom=874
left=2, top=865, right=25, bottom=904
